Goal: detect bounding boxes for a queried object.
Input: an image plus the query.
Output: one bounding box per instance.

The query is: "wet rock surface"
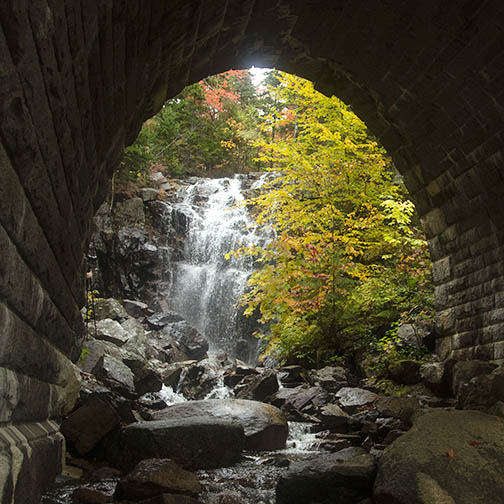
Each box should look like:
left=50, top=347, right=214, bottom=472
left=373, top=410, right=504, bottom=504
left=153, top=399, right=288, bottom=451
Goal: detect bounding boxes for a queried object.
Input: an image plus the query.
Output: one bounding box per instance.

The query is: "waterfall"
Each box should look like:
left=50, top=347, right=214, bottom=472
left=165, top=174, right=270, bottom=363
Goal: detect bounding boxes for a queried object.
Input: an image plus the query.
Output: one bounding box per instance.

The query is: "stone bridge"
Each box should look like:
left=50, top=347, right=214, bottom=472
left=1, top=1, right=504, bottom=501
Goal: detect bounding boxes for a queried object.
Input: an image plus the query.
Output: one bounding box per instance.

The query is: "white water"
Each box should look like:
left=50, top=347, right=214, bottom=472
left=166, top=175, right=270, bottom=362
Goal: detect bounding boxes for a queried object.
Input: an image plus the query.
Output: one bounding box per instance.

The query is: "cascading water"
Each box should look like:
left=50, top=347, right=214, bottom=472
left=166, top=174, right=270, bottom=363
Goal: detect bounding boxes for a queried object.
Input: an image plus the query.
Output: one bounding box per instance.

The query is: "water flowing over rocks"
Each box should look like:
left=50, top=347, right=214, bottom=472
left=42, top=174, right=504, bottom=503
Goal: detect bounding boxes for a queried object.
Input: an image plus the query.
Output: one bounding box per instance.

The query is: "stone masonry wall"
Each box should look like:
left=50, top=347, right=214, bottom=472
left=1, top=1, right=504, bottom=501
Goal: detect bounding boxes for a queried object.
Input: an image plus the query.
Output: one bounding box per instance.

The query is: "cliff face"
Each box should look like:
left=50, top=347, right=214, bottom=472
left=88, top=172, right=266, bottom=362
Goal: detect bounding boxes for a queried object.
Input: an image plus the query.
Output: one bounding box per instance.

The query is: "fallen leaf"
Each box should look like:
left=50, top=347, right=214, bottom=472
left=469, top=440, right=481, bottom=447
left=446, top=449, right=456, bottom=458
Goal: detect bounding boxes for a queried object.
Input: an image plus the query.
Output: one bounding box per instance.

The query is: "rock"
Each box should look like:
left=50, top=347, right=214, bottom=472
left=278, top=365, right=304, bottom=385
left=114, top=197, right=145, bottom=226
left=336, top=388, right=378, bottom=413
left=310, top=366, right=348, bottom=392
left=131, top=361, right=164, bottom=396
left=375, top=396, right=421, bottom=424
left=137, top=394, right=168, bottom=411
left=235, top=369, right=279, bottom=402
left=451, top=360, right=499, bottom=396
left=115, top=458, right=202, bottom=500
left=141, top=188, right=160, bottom=202
left=147, top=312, right=184, bottom=330
left=61, top=395, right=121, bottom=455
left=158, top=362, right=191, bottom=389
left=318, top=403, right=351, bottom=430
left=153, top=399, right=288, bottom=451
left=373, top=410, right=504, bottom=504
left=162, top=321, right=209, bottom=361
left=78, top=338, right=106, bottom=374
left=396, top=321, right=436, bottom=350
left=276, top=447, right=376, bottom=504
left=177, top=358, right=222, bottom=400
left=93, top=298, right=129, bottom=322
left=420, top=359, right=455, bottom=396
left=387, top=360, right=421, bottom=385
left=139, top=495, right=200, bottom=504
left=94, top=318, right=130, bottom=346
left=457, top=365, right=504, bottom=412
left=71, top=488, right=107, bottom=504
left=105, top=418, right=245, bottom=470
left=123, top=299, right=150, bottom=318
left=271, top=385, right=329, bottom=415
left=88, top=466, right=122, bottom=480
left=92, top=354, right=136, bottom=398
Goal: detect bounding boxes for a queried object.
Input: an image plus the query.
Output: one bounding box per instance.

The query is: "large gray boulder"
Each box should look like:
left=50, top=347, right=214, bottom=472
left=153, top=399, right=288, bottom=451
left=276, top=447, right=376, bottom=504
left=105, top=418, right=245, bottom=470
left=374, top=409, right=504, bottom=504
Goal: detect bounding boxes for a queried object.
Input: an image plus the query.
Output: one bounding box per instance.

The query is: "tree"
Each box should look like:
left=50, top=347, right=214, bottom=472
left=231, top=72, right=433, bottom=365
left=121, top=70, right=265, bottom=179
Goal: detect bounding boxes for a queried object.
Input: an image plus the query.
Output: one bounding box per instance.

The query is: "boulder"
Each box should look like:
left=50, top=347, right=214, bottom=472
left=276, top=447, right=376, bottom=504
left=271, top=385, right=328, bottom=415
left=147, top=312, right=184, bottom=330
left=278, top=365, right=305, bottom=386
left=71, top=488, right=107, bottom=503
left=396, top=321, right=436, bottom=350
left=318, top=403, right=351, bottom=430
left=140, top=188, right=160, bottom=202
left=310, top=366, right=348, bottom=392
left=92, top=354, right=136, bottom=398
left=162, top=321, right=209, bottom=361
left=115, top=458, right=201, bottom=500
left=420, top=360, right=455, bottom=396
left=105, top=418, right=244, bottom=470
left=95, top=318, right=130, bottom=346
left=123, top=299, right=150, bottom=318
left=375, top=396, right=421, bottom=424
left=153, top=399, right=288, bottom=451
left=177, top=358, right=222, bottom=400
left=235, top=369, right=279, bottom=402
left=128, top=360, right=164, bottom=396
left=93, top=298, right=129, bottom=322
left=61, top=395, right=121, bottom=455
left=78, top=338, right=106, bottom=374
left=373, top=410, right=504, bottom=504
left=451, top=360, right=499, bottom=396
left=457, top=365, right=504, bottom=412
left=138, top=495, right=200, bottom=504
left=387, top=360, right=421, bottom=385
left=336, top=388, right=378, bottom=414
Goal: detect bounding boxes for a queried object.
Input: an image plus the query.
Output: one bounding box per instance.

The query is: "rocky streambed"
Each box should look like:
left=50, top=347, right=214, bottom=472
left=41, top=174, right=504, bottom=503
left=40, top=299, right=504, bottom=504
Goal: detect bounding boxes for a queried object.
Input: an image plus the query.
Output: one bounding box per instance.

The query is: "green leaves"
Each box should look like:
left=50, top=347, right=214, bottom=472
left=233, top=72, right=433, bottom=365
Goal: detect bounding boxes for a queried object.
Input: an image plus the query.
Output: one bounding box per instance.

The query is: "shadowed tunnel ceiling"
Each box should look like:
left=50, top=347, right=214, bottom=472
left=1, top=1, right=504, bottom=501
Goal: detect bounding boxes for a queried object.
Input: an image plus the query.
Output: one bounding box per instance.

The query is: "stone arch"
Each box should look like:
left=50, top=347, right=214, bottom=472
left=1, top=1, right=504, bottom=501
